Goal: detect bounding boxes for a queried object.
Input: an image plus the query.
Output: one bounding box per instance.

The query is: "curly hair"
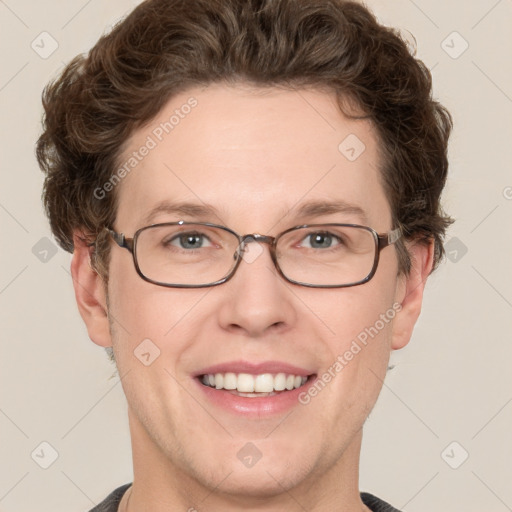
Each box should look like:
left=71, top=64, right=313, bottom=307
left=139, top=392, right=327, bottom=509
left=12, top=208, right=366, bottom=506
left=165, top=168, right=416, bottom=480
left=36, top=0, right=453, bottom=279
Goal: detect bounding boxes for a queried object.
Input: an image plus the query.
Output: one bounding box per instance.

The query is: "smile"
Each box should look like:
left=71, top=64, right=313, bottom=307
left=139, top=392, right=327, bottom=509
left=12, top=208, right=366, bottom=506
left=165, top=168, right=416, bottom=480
left=193, top=360, right=316, bottom=415
left=200, top=372, right=309, bottom=396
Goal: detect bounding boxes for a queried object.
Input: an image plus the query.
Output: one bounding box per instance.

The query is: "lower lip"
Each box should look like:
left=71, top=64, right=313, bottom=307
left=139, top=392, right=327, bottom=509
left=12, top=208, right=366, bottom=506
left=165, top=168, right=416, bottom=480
left=194, top=377, right=315, bottom=416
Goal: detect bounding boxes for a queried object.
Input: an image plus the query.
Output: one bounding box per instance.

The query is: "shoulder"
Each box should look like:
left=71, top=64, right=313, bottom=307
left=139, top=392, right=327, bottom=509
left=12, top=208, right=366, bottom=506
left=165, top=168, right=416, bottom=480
left=88, top=484, right=131, bottom=512
left=360, top=492, right=402, bottom=512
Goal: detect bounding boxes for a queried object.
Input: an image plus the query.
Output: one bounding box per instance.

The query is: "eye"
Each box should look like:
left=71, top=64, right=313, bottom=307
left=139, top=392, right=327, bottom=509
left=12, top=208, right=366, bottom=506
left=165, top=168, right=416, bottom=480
left=300, top=231, right=341, bottom=249
left=167, top=232, right=213, bottom=250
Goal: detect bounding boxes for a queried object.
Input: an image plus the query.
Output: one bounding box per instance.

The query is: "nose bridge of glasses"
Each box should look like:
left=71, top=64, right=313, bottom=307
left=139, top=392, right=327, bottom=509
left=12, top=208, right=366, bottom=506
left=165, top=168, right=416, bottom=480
left=238, top=233, right=275, bottom=252
left=234, top=233, right=277, bottom=264
left=241, top=233, right=275, bottom=245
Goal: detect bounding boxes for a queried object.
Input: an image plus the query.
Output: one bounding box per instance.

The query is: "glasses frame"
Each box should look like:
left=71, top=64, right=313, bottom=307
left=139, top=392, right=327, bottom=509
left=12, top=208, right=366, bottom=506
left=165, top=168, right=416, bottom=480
left=106, top=221, right=402, bottom=289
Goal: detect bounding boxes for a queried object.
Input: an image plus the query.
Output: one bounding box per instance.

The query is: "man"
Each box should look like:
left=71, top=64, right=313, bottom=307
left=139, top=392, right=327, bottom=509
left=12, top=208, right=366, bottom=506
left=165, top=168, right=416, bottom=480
left=36, top=0, right=452, bottom=510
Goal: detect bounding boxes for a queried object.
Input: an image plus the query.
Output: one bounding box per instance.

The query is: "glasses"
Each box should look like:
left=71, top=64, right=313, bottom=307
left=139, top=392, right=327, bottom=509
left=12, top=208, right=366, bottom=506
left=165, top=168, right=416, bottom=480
left=106, top=221, right=401, bottom=288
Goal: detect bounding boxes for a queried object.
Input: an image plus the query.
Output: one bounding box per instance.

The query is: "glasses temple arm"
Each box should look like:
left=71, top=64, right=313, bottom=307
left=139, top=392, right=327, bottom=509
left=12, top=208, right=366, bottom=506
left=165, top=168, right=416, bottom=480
left=377, top=226, right=402, bottom=250
left=108, top=229, right=134, bottom=252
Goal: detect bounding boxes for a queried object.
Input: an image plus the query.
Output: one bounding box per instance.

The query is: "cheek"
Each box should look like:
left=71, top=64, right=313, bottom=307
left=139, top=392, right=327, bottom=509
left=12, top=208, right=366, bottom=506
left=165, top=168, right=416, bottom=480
left=111, top=251, right=184, bottom=325
left=312, top=281, right=396, bottom=351
left=304, top=281, right=397, bottom=411
left=106, top=258, right=208, bottom=368
left=105, top=276, right=208, bottom=432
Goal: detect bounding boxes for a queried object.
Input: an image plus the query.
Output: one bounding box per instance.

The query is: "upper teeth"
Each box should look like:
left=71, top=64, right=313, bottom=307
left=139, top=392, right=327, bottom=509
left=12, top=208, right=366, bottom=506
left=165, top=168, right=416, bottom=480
left=201, top=372, right=307, bottom=392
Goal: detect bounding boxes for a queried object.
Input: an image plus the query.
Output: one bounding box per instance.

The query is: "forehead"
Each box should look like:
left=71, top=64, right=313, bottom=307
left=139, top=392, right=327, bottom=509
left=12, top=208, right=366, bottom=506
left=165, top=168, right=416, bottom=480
left=115, top=84, right=391, bottom=232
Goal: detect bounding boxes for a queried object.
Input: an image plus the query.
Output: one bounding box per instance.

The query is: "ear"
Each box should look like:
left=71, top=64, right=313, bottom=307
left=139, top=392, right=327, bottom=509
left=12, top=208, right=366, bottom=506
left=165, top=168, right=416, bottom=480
left=70, top=231, right=112, bottom=348
left=391, top=239, right=435, bottom=350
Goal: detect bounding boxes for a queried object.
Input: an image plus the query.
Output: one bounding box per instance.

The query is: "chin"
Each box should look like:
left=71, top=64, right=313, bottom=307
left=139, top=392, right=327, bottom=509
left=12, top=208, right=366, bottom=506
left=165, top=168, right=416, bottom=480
left=197, top=448, right=314, bottom=500
left=210, top=467, right=303, bottom=500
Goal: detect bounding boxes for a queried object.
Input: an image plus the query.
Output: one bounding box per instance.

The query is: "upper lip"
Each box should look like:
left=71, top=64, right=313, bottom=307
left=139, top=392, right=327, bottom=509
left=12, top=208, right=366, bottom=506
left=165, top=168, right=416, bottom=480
left=194, top=360, right=314, bottom=377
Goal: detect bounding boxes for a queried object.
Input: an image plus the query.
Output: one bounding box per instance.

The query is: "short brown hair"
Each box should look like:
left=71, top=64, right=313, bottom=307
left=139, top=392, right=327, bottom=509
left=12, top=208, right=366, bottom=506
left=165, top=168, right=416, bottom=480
left=36, top=0, right=453, bottom=279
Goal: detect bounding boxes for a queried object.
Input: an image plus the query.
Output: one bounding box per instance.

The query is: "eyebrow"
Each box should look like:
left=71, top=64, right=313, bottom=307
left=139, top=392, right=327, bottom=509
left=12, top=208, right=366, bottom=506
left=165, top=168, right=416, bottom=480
left=142, top=201, right=222, bottom=225
left=293, top=200, right=369, bottom=224
left=141, top=199, right=369, bottom=227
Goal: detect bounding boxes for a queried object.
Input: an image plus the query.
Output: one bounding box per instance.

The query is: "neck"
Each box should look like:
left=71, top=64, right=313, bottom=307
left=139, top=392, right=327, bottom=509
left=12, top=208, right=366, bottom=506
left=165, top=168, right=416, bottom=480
left=124, top=408, right=370, bottom=512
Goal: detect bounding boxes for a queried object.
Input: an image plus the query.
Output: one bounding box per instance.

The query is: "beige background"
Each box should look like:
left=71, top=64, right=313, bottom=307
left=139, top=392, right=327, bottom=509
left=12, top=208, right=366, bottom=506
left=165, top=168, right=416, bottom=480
left=1, top=0, right=511, bottom=511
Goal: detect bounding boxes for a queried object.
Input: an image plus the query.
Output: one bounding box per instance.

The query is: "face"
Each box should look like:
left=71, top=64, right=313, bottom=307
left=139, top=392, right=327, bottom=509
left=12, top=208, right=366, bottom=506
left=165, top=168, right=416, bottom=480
left=76, top=84, right=428, bottom=504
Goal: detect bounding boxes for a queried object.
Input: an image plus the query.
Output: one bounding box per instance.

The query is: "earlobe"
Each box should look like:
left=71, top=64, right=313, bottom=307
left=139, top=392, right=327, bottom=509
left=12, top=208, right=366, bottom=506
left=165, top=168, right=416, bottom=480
left=70, top=231, right=112, bottom=348
left=391, top=239, right=435, bottom=350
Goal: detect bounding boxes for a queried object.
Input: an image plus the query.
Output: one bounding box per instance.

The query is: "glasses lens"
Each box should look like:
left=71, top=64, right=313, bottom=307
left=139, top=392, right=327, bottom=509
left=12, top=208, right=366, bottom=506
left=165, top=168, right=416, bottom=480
left=276, top=225, right=377, bottom=286
left=135, top=224, right=239, bottom=286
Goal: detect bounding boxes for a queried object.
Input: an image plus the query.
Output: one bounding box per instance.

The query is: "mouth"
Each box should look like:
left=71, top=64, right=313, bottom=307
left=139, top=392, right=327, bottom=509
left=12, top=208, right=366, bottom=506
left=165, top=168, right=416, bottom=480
left=198, top=372, right=313, bottom=397
left=193, top=362, right=317, bottom=416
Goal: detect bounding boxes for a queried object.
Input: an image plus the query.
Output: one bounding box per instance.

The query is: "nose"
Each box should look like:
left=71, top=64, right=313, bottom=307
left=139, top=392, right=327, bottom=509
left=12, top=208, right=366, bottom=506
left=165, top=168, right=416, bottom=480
left=216, top=239, right=297, bottom=337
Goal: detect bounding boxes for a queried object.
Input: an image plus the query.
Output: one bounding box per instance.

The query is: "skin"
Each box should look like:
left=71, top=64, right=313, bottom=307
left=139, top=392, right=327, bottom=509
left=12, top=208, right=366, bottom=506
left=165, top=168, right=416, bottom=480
left=72, top=84, right=433, bottom=511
